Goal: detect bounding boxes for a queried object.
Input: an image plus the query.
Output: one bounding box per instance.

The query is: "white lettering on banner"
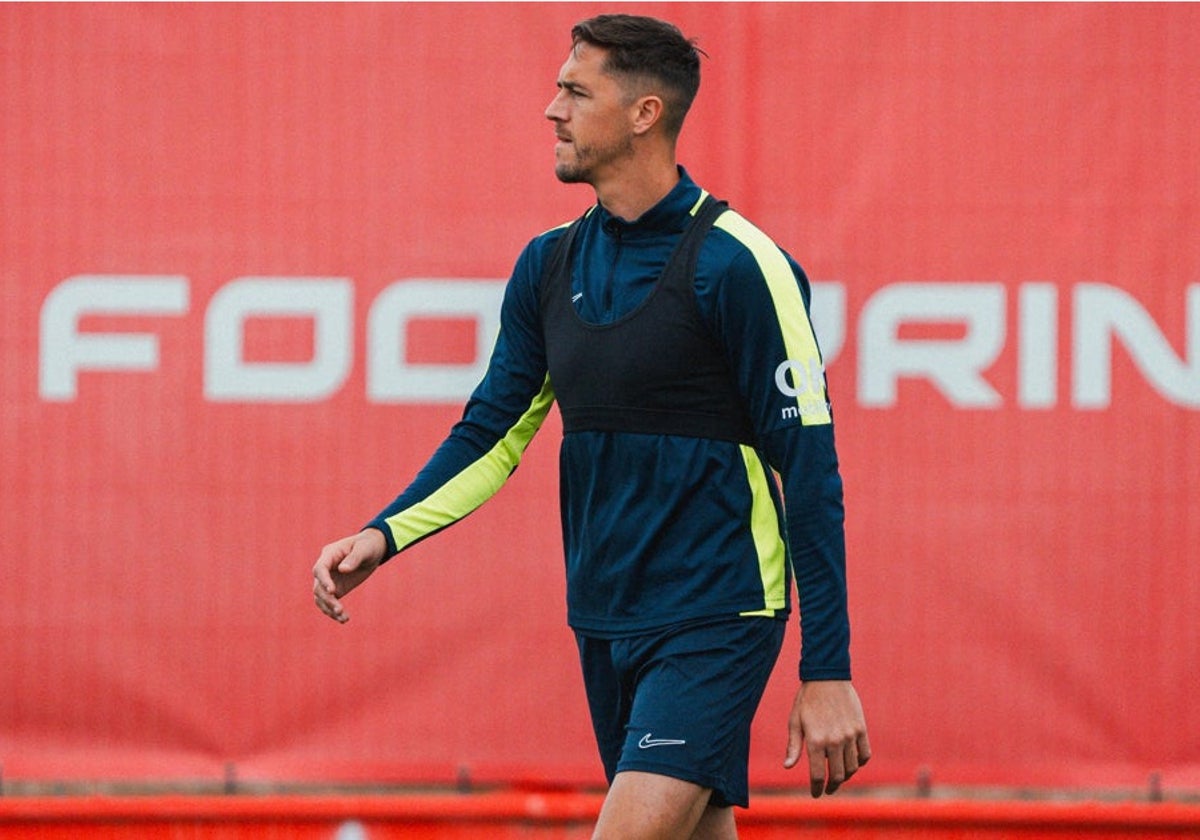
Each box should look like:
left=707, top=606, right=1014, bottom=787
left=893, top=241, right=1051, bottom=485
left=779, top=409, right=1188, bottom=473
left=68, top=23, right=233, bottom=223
left=1017, top=283, right=1058, bottom=409
left=36, top=276, right=1200, bottom=409
left=367, top=279, right=503, bottom=402
left=859, top=283, right=1006, bottom=407
left=39, top=275, right=190, bottom=401
left=1073, top=283, right=1200, bottom=408
left=204, top=277, right=353, bottom=402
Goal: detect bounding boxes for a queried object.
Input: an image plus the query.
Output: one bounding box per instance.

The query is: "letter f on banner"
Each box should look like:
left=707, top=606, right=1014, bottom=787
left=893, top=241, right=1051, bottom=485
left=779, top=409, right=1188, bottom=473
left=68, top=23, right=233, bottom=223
left=39, top=275, right=190, bottom=401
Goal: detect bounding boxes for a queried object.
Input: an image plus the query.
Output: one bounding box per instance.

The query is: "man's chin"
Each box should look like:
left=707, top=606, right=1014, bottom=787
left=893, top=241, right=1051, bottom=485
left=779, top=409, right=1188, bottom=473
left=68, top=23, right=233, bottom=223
left=554, top=163, right=590, bottom=185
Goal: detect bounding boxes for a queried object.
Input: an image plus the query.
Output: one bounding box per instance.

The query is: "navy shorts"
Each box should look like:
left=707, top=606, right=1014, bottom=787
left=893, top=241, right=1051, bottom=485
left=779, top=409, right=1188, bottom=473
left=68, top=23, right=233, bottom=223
left=575, top=616, right=786, bottom=808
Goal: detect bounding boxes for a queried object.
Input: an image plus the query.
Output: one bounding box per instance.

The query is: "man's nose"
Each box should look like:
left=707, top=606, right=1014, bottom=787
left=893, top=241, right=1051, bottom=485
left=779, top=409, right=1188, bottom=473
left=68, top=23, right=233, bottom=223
left=545, top=90, right=567, bottom=122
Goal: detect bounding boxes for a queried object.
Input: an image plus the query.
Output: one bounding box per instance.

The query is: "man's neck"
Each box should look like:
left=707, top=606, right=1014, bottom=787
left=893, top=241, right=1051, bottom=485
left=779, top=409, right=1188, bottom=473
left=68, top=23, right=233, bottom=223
left=592, top=158, right=681, bottom=222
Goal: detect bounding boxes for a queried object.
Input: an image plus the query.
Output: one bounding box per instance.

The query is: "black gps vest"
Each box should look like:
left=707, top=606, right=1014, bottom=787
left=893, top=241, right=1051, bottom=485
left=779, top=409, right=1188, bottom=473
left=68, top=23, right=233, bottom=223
left=540, top=196, right=757, bottom=445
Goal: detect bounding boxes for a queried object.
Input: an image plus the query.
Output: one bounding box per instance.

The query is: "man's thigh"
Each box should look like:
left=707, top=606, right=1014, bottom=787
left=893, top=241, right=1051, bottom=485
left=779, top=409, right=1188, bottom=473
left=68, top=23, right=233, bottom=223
left=592, top=770, right=727, bottom=840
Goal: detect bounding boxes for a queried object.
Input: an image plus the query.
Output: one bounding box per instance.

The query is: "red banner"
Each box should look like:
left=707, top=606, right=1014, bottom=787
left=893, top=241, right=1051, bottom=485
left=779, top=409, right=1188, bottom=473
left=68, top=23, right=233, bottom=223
left=2, top=3, right=1197, bottom=793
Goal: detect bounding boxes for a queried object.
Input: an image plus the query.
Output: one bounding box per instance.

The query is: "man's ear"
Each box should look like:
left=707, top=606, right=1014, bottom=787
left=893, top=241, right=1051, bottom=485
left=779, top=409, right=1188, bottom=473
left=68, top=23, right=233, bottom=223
left=630, top=95, right=665, bottom=136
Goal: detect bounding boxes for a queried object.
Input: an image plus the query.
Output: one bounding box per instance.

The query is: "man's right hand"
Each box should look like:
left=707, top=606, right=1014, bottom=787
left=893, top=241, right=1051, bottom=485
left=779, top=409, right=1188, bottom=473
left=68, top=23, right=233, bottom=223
left=312, top=528, right=387, bottom=623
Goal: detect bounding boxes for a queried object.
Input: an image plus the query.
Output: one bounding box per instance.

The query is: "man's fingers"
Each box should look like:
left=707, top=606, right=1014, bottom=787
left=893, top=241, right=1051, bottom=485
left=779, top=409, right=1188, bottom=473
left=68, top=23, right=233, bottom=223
left=313, top=540, right=359, bottom=622
left=807, top=742, right=847, bottom=797
left=312, top=577, right=347, bottom=621
left=314, top=540, right=352, bottom=593
left=313, top=559, right=337, bottom=595
left=337, top=541, right=366, bottom=574
left=843, top=739, right=861, bottom=778
left=336, top=529, right=385, bottom=575
left=807, top=746, right=827, bottom=798
left=857, top=731, right=873, bottom=767
left=808, top=732, right=872, bottom=797
left=783, top=722, right=803, bottom=769
left=825, top=746, right=847, bottom=795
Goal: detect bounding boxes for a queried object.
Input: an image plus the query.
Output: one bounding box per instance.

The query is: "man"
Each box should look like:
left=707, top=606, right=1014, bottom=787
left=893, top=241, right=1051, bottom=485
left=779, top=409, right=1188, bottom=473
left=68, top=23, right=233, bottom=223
left=313, top=14, right=870, bottom=839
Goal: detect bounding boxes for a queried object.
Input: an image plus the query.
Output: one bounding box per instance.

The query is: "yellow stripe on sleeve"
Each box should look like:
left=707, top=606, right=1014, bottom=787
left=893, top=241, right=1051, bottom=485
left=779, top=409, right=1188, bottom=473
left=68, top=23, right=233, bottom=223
left=738, top=444, right=788, bottom=613
left=385, top=376, right=556, bottom=552
left=714, top=212, right=832, bottom=426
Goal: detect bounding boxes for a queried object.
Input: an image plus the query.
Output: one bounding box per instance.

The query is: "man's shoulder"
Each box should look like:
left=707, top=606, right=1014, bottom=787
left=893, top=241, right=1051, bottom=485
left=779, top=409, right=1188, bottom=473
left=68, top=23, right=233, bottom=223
left=509, top=217, right=579, bottom=283
left=707, top=207, right=803, bottom=275
left=708, top=207, right=784, bottom=255
left=525, top=211, right=592, bottom=258
left=532, top=217, right=577, bottom=247
left=691, top=207, right=808, bottom=304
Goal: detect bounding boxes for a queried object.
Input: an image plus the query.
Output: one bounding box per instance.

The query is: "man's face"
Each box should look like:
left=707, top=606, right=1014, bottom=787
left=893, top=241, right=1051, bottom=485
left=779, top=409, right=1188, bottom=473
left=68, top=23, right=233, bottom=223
left=544, top=42, right=636, bottom=185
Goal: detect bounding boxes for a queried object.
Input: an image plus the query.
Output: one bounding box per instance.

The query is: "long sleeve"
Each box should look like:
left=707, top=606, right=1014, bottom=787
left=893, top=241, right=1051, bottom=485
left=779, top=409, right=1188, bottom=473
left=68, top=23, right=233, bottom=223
left=365, top=239, right=558, bottom=558
left=698, top=215, right=851, bottom=681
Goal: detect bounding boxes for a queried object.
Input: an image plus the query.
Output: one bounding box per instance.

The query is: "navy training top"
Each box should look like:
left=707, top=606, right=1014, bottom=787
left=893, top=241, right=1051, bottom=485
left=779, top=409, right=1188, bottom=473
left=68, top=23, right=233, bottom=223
left=366, top=168, right=851, bottom=681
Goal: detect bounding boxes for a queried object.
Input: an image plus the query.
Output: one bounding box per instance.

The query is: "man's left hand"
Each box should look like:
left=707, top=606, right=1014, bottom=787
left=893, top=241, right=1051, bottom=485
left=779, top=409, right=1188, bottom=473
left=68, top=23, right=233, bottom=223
left=784, top=680, right=871, bottom=797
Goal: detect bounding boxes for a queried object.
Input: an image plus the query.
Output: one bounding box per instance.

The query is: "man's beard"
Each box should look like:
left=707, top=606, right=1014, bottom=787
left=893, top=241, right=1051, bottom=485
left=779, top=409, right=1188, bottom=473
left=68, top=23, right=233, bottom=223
left=554, top=135, right=634, bottom=184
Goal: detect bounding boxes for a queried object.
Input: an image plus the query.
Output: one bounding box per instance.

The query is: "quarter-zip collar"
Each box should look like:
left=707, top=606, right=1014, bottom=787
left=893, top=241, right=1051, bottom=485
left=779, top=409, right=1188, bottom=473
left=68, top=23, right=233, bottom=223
left=594, top=167, right=703, bottom=240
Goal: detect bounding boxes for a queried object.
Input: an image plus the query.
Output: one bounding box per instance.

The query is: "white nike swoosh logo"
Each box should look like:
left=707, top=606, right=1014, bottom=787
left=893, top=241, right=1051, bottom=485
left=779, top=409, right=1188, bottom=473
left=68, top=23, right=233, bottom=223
left=638, top=733, right=687, bottom=749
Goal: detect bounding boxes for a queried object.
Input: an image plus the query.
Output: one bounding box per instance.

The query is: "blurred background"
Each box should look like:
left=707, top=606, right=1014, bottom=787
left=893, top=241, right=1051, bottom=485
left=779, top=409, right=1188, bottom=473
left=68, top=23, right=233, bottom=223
left=2, top=1, right=1197, bottom=821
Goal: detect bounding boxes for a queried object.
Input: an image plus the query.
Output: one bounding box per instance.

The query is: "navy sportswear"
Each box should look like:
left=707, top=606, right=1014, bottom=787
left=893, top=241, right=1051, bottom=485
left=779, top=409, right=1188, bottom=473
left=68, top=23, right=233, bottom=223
left=366, top=167, right=851, bottom=681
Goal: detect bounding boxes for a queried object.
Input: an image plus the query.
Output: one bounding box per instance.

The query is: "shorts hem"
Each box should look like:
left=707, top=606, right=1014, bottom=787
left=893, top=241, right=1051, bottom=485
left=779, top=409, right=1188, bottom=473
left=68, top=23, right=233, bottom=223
left=612, top=760, right=745, bottom=809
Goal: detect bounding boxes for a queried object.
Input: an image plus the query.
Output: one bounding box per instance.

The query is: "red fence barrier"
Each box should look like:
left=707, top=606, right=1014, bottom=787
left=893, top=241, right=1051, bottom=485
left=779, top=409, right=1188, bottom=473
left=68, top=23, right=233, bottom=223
left=2, top=795, right=1199, bottom=840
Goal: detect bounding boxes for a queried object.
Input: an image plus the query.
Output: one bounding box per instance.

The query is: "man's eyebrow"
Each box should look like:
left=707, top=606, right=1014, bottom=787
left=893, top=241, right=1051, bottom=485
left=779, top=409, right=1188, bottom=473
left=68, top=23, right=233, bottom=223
left=557, top=80, right=588, bottom=95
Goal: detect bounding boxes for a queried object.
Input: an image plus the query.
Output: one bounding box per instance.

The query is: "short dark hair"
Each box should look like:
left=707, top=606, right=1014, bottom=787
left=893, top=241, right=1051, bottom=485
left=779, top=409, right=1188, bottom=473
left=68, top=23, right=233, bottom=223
left=570, top=14, right=703, bottom=138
